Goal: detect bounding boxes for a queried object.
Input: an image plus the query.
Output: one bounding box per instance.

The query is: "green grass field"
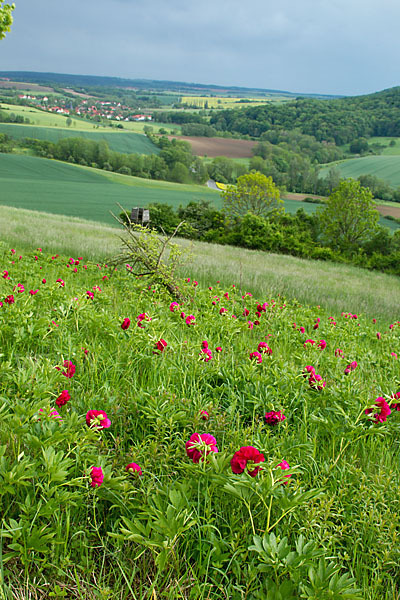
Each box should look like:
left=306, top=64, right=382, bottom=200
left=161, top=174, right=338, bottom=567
left=0, top=154, right=218, bottom=224
left=321, top=155, right=400, bottom=188
left=369, top=137, right=400, bottom=155
left=0, top=123, right=159, bottom=154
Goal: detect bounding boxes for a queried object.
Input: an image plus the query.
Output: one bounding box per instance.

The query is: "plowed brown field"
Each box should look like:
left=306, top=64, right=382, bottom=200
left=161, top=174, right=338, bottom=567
left=168, top=136, right=256, bottom=158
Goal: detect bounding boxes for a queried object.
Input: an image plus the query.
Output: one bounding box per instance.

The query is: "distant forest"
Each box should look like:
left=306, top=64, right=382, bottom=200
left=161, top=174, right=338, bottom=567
left=209, top=87, right=400, bottom=143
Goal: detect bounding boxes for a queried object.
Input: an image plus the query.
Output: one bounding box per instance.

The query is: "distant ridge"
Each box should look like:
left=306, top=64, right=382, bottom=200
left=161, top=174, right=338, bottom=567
left=0, top=70, right=342, bottom=100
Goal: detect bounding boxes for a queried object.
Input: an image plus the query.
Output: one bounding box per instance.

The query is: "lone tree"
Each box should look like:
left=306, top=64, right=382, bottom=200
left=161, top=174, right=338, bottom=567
left=317, top=179, right=380, bottom=252
left=0, top=2, right=15, bottom=40
left=222, top=171, right=283, bottom=219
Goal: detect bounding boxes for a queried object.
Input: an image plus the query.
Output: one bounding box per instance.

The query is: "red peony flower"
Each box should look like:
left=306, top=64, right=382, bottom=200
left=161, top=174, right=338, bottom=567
left=303, top=365, right=316, bottom=378
left=200, top=410, right=209, bottom=420
left=186, top=433, right=218, bottom=463
left=90, top=466, right=104, bottom=488
left=365, top=397, right=391, bottom=423
left=154, top=339, right=167, bottom=354
left=276, top=460, right=292, bottom=485
left=61, top=360, right=76, bottom=378
left=56, top=390, right=71, bottom=407
left=258, top=342, right=272, bottom=355
left=344, top=361, right=357, bottom=375
left=265, top=411, right=286, bottom=425
left=249, top=351, right=262, bottom=364
left=86, top=410, right=111, bottom=429
left=231, top=446, right=265, bottom=477
left=121, top=318, right=130, bottom=330
left=390, top=391, right=400, bottom=411
left=4, top=295, right=15, bottom=304
left=200, top=348, right=213, bottom=362
left=317, top=339, right=327, bottom=350
left=126, top=463, right=142, bottom=476
left=309, top=373, right=326, bottom=390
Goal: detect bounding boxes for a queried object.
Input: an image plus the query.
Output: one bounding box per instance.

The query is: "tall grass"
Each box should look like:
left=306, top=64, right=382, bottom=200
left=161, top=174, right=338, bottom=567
left=1, top=204, right=399, bottom=321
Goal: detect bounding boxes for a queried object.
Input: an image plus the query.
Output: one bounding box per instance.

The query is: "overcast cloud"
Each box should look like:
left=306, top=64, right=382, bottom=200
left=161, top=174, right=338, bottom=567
left=1, top=0, right=399, bottom=95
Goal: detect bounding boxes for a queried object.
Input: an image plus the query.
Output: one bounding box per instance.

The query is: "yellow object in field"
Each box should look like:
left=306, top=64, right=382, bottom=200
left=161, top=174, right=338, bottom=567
left=215, top=182, right=228, bottom=190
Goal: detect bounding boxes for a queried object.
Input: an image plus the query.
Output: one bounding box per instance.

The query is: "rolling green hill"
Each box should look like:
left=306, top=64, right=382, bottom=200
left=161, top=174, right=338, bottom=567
left=0, top=154, right=398, bottom=230
left=320, top=155, right=400, bottom=188
left=0, top=123, right=159, bottom=154
left=0, top=154, right=217, bottom=224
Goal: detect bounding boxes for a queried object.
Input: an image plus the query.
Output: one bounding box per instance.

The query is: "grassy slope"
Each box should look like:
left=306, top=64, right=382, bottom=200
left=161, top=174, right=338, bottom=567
left=1, top=203, right=399, bottom=322
left=0, top=154, right=218, bottom=223
left=0, top=123, right=160, bottom=154
left=320, top=155, right=400, bottom=188
left=1, top=242, right=399, bottom=598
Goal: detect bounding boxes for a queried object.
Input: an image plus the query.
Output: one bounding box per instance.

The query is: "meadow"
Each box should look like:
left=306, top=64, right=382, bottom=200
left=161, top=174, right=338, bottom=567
left=0, top=123, right=159, bottom=154
left=0, top=218, right=399, bottom=599
left=0, top=155, right=218, bottom=224
left=368, top=137, right=400, bottom=155
left=0, top=204, right=399, bottom=322
left=320, top=155, right=400, bottom=188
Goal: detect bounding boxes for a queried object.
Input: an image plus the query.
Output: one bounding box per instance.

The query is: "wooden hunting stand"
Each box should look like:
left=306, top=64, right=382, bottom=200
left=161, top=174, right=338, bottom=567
left=130, top=207, right=150, bottom=225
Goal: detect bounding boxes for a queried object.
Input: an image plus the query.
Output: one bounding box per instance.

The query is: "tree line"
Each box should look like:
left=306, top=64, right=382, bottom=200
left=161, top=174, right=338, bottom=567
left=2, top=129, right=400, bottom=202
left=19, top=135, right=209, bottom=184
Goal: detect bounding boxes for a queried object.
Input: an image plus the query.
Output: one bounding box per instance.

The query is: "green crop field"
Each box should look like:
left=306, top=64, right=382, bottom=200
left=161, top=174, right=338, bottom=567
left=0, top=123, right=159, bottom=154
left=321, top=155, right=400, bottom=188
left=0, top=154, right=218, bottom=224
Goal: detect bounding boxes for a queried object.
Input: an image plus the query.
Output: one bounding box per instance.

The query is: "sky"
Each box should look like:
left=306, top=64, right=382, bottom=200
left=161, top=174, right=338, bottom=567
left=1, top=0, right=400, bottom=96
